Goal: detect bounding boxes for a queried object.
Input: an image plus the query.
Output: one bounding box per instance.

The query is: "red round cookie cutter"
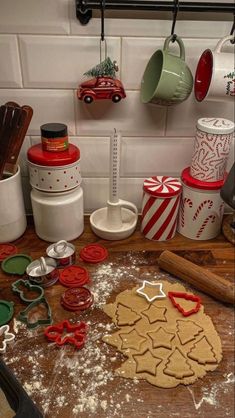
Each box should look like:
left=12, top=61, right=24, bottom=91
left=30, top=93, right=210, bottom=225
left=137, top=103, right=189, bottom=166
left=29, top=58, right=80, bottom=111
left=61, top=287, right=94, bottom=311
left=0, top=244, right=18, bottom=261
left=79, top=244, right=108, bottom=263
left=59, top=265, right=89, bottom=288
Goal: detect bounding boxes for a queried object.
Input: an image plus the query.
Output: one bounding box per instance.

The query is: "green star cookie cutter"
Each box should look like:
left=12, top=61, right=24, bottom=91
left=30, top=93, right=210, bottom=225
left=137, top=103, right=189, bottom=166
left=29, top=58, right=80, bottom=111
left=17, top=297, right=52, bottom=329
left=12, top=279, right=44, bottom=304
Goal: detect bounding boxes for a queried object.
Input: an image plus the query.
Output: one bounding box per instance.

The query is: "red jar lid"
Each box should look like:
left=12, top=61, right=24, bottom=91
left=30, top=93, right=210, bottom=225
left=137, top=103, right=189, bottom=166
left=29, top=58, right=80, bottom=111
left=27, top=144, right=80, bottom=166
left=182, top=167, right=225, bottom=190
left=143, top=176, right=182, bottom=198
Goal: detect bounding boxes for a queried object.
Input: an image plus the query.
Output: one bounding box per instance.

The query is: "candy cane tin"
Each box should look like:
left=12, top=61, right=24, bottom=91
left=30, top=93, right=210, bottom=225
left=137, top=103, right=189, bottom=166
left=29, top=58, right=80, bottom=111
left=141, top=176, right=182, bottom=241
left=177, top=167, right=225, bottom=240
left=46, top=240, right=76, bottom=268
left=190, top=117, right=234, bottom=182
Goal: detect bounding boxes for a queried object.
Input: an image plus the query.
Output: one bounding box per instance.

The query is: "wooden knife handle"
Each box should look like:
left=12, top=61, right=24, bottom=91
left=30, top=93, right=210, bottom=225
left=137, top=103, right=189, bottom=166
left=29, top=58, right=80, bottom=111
left=158, top=250, right=234, bottom=305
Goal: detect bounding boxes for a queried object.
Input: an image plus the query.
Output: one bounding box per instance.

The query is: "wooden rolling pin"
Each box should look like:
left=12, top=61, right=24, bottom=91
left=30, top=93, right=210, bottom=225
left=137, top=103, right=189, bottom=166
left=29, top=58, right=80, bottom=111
left=158, top=250, right=234, bottom=305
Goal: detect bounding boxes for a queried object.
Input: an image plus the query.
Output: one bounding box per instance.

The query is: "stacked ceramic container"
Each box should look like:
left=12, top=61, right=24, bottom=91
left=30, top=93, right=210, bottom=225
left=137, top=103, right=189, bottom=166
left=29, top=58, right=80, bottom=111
left=27, top=123, right=84, bottom=242
left=178, top=117, right=234, bottom=240
left=141, top=176, right=182, bottom=241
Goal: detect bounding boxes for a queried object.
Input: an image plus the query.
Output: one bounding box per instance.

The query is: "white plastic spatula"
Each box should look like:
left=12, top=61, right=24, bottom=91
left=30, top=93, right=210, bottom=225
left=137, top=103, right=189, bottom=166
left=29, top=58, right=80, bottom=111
left=90, top=129, right=138, bottom=240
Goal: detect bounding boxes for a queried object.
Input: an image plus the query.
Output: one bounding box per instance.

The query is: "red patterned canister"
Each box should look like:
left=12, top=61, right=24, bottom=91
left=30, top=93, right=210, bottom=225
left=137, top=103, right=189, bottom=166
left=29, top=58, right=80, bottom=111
left=190, top=117, right=234, bottom=182
left=141, top=176, right=182, bottom=241
left=177, top=167, right=224, bottom=240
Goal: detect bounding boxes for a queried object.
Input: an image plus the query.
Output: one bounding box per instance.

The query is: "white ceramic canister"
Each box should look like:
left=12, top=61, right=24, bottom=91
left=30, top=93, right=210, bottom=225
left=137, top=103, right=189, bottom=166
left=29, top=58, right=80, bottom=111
left=27, top=144, right=81, bottom=192
left=31, top=187, right=84, bottom=242
left=141, top=176, right=182, bottom=241
left=0, top=167, right=27, bottom=243
left=190, top=117, right=234, bottom=182
left=177, top=167, right=225, bottom=240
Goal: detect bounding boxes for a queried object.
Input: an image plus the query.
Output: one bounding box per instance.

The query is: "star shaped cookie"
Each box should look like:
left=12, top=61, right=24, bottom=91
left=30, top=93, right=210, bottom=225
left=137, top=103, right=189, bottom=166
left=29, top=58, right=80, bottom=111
left=133, top=349, right=162, bottom=376
left=119, top=329, right=146, bottom=351
left=147, top=327, right=175, bottom=350
left=142, top=305, right=167, bottom=324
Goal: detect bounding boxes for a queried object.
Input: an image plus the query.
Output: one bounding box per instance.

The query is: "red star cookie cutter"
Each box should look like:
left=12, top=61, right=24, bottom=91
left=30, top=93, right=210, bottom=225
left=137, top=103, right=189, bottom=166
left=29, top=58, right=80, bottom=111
left=44, top=319, right=88, bottom=349
left=168, top=292, right=201, bottom=317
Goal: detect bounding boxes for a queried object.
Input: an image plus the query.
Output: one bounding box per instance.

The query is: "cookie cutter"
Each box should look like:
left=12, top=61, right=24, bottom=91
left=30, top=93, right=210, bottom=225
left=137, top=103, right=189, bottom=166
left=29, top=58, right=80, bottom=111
left=168, top=291, right=201, bottom=317
left=136, top=281, right=166, bottom=302
left=17, top=297, right=52, bottom=329
left=12, top=279, right=44, bottom=303
left=0, top=300, right=14, bottom=326
left=0, top=325, right=15, bottom=354
left=46, top=240, right=76, bottom=268
left=44, top=319, right=88, bottom=349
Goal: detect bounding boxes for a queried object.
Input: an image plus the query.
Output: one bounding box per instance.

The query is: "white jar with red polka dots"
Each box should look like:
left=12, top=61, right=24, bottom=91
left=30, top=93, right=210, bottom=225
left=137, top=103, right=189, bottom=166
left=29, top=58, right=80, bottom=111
left=27, top=143, right=84, bottom=242
left=27, top=144, right=81, bottom=191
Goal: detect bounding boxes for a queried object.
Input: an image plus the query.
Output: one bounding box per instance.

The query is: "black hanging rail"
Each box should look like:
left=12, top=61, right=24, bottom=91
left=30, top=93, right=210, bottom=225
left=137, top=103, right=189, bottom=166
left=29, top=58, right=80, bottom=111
left=76, top=0, right=235, bottom=24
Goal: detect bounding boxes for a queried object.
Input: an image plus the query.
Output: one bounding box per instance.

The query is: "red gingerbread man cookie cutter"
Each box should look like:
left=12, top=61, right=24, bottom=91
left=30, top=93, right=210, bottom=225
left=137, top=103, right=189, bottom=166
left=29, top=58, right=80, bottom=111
left=168, top=292, right=201, bottom=317
left=44, top=319, right=88, bottom=349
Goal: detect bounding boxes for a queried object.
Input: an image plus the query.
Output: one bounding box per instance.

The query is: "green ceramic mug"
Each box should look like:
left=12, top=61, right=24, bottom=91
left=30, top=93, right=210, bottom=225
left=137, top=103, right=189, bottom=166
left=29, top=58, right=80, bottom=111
left=140, top=36, right=193, bottom=106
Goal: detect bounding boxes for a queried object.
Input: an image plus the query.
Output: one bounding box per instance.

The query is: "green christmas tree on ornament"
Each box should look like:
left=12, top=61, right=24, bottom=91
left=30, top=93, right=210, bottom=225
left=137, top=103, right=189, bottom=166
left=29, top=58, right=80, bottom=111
left=84, top=57, right=119, bottom=78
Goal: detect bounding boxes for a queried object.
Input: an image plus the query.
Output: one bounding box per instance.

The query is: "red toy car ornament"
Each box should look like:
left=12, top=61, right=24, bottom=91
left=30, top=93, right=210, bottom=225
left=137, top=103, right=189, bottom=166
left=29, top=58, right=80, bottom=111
left=77, top=76, right=126, bottom=104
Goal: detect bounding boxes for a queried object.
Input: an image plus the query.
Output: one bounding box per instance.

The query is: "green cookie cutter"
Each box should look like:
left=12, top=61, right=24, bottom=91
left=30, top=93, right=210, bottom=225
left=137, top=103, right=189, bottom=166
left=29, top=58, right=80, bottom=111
left=1, top=254, right=32, bottom=275
left=12, top=279, right=44, bottom=304
left=17, top=297, right=52, bottom=329
left=0, top=300, right=14, bottom=326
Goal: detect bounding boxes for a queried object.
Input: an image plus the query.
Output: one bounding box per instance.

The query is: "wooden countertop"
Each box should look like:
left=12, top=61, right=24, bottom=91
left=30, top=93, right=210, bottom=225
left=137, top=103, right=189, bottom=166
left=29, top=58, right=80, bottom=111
left=0, top=217, right=234, bottom=418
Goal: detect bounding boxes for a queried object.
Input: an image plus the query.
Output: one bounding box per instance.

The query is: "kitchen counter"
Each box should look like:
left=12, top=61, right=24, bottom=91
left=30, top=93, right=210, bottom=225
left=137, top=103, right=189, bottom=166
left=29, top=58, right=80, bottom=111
left=0, top=216, right=234, bottom=418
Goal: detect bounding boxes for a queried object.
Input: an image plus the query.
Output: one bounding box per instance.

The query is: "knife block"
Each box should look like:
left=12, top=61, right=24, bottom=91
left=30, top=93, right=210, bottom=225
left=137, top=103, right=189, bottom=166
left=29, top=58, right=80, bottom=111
left=0, top=167, right=27, bottom=243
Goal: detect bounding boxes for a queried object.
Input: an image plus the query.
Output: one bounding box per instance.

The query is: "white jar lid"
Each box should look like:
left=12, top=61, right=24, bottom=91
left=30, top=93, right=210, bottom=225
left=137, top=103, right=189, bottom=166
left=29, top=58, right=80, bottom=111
left=197, top=117, right=234, bottom=134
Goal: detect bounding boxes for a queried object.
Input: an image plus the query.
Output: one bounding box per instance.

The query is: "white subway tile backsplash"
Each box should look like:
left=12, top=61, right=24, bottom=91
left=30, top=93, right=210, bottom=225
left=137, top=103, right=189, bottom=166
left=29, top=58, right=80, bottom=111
left=82, top=177, right=145, bottom=212
left=0, top=36, right=22, bottom=88
left=166, top=95, right=234, bottom=137
left=121, top=137, right=194, bottom=177
left=69, top=137, right=110, bottom=177
left=20, top=36, right=120, bottom=88
left=0, top=90, right=75, bottom=135
left=0, top=0, right=70, bottom=34
left=75, top=91, right=166, bottom=136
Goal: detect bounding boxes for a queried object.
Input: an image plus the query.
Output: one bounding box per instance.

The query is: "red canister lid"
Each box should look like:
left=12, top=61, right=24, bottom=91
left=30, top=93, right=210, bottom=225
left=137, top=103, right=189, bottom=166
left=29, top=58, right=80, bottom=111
left=182, top=167, right=225, bottom=190
left=143, top=176, right=182, bottom=198
left=27, top=144, right=80, bottom=166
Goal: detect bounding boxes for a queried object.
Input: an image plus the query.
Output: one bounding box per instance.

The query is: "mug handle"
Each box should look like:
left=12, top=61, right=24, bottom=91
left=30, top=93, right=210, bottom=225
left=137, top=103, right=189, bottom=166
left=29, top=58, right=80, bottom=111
left=118, top=199, right=138, bottom=215
left=215, top=35, right=234, bottom=53
left=163, top=35, right=185, bottom=61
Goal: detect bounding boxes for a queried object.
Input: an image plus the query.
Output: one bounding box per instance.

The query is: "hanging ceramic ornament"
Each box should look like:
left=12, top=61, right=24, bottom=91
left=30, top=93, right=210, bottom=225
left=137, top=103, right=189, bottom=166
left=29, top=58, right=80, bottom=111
left=77, top=2, right=126, bottom=104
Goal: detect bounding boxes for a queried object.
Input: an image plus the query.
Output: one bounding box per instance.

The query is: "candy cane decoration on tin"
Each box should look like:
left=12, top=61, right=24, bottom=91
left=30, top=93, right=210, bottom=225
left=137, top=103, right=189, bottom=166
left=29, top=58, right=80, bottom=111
left=219, top=203, right=224, bottom=221
left=193, top=200, right=213, bottom=221
left=196, top=215, right=216, bottom=238
left=180, top=198, right=193, bottom=228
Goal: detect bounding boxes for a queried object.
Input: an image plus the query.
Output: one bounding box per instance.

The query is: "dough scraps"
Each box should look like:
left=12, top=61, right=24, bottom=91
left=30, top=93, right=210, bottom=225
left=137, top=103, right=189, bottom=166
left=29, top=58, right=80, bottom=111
left=102, top=280, right=222, bottom=388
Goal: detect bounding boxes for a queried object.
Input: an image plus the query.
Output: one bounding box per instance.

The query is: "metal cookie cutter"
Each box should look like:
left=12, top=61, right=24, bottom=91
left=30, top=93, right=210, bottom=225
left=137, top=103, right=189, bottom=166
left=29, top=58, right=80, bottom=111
left=17, top=297, right=52, bottom=329
left=46, top=240, right=76, bottom=268
left=44, top=319, right=88, bottom=349
left=12, top=279, right=44, bottom=303
left=0, top=325, right=15, bottom=354
left=26, top=256, right=59, bottom=288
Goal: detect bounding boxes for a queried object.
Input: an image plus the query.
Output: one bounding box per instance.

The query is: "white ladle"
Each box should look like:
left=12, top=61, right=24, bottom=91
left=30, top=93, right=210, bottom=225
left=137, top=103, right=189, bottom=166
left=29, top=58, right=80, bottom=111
left=90, top=129, right=138, bottom=240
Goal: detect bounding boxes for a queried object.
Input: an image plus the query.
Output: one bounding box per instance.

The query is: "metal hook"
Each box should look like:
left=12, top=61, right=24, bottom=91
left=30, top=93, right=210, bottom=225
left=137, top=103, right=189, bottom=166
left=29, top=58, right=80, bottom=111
left=171, top=0, right=179, bottom=42
left=100, top=0, right=105, bottom=41
left=230, top=13, right=235, bottom=44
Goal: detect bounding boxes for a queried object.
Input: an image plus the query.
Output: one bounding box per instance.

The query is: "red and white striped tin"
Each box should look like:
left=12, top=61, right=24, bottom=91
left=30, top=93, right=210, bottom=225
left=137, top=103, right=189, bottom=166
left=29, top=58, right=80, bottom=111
left=141, top=176, right=182, bottom=241
left=177, top=167, right=225, bottom=240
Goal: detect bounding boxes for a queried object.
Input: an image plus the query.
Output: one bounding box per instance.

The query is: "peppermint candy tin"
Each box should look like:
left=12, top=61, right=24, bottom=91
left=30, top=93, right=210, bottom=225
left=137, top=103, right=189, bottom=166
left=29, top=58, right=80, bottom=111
left=177, top=167, right=224, bottom=240
left=141, top=176, right=182, bottom=241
